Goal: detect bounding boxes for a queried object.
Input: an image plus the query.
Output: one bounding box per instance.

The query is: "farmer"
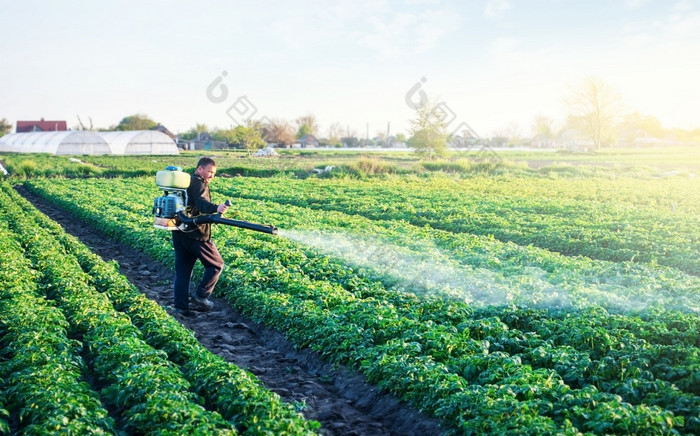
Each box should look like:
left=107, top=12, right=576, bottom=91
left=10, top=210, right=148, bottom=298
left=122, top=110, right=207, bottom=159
left=172, top=156, right=228, bottom=315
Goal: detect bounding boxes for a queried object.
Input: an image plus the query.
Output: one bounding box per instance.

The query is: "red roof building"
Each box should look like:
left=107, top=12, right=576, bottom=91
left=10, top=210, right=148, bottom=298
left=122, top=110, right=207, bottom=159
left=16, top=118, right=67, bottom=133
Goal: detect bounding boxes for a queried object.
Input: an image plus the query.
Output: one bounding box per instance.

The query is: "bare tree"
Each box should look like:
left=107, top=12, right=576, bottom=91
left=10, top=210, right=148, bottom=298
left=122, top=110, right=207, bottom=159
left=263, top=118, right=295, bottom=147
left=76, top=115, right=94, bottom=131
left=566, top=77, right=622, bottom=148
left=328, top=122, right=344, bottom=146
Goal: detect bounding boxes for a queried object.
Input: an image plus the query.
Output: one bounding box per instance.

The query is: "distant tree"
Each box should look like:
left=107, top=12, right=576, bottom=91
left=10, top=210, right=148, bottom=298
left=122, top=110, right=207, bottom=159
left=115, top=114, right=157, bottom=131
left=566, top=77, right=622, bottom=149
left=531, top=115, right=555, bottom=138
left=238, top=121, right=266, bottom=155
left=375, top=130, right=388, bottom=146
left=0, top=118, right=11, bottom=137
left=295, top=113, right=319, bottom=138
left=327, top=122, right=343, bottom=147
left=209, top=128, right=227, bottom=143
left=341, top=136, right=360, bottom=147
left=407, top=100, right=448, bottom=158
left=180, top=123, right=209, bottom=140
left=297, top=124, right=313, bottom=139
left=263, top=119, right=295, bottom=147
left=500, top=122, right=524, bottom=146
left=486, top=135, right=508, bottom=148
left=673, top=127, right=700, bottom=144
left=395, top=133, right=407, bottom=143
left=617, top=112, right=664, bottom=145
left=193, top=123, right=208, bottom=136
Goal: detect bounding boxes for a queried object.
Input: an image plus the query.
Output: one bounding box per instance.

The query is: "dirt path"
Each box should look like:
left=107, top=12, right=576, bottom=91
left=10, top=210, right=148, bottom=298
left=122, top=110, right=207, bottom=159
left=16, top=185, right=444, bottom=436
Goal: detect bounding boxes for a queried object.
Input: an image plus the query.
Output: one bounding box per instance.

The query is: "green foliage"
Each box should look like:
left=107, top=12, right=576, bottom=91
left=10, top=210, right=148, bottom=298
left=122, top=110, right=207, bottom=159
left=419, top=159, right=521, bottom=175
left=334, top=157, right=398, bottom=178
left=295, top=114, right=319, bottom=138
left=115, top=113, right=157, bottom=131
left=14, top=159, right=39, bottom=178
left=22, top=175, right=700, bottom=435
left=297, top=123, right=313, bottom=139
left=209, top=173, right=700, bottom=275
left=2, top=147, right=699, bottom=434
left=223, top=124, right=267, bottom=154
left=0, top=183, right=319, bottom=435
left=0, top=210, right=117, bottom=434
left=0, top=118, right=11, bottom=138
left=408, top=100, right=448, bottom=157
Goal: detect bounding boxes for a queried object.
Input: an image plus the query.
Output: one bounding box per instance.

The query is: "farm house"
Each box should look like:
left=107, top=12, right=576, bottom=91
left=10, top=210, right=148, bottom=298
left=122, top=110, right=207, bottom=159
left=0, top=130, right=179, bottom=155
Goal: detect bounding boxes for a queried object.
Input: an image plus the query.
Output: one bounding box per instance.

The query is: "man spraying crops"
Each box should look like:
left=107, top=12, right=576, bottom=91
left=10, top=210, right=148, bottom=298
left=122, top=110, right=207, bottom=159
left=172, top=157, right=229, bottom=315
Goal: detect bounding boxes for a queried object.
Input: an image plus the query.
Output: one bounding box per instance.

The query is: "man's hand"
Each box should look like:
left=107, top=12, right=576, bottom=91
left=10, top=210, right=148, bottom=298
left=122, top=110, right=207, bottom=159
left=217, top=203, right=228, bottom=214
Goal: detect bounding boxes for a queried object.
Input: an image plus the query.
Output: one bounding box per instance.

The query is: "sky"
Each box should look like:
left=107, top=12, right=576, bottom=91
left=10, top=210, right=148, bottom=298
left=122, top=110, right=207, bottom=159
left=2, top=0, right=699, bottom=138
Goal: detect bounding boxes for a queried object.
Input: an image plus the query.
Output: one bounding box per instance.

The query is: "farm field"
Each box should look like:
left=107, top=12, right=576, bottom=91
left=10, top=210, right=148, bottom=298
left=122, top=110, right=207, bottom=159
left=0, top=183, right=320, bottom=435
left=1, top=148, right=699, bottom=435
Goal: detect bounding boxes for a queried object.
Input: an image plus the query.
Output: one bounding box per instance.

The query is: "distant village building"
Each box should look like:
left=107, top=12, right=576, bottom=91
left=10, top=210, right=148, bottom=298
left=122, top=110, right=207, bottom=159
left=386, top=135, right=407, bottom=148
left=529, top=134, right=556, bottom=149
left=297, top=134, right=319, bottom=148
left=16, top=118, right=67, bottom=133
left=151, top=124, right=176, bottom=140
left=179, top=131, right=228, bottom=150
left=553, top=128, right=595, bottom=152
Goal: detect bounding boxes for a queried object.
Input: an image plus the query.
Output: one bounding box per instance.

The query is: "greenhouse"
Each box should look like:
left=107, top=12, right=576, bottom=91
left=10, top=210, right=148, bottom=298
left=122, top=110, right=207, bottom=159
left=0, top=130, right=179, bottom=155
left=0, top=131, right=111, bottom=155
left=98, top=130, right=179, bottom=155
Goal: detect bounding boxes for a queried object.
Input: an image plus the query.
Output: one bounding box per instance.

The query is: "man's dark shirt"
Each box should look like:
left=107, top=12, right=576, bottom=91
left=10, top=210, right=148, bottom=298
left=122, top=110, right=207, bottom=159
left=175, top=173, right=219, bottom=241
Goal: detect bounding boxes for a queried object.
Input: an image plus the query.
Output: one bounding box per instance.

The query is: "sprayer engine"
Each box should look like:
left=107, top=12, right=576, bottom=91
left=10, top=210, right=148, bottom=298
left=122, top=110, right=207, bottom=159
left=153, top=166, right=190, bottom=230
left=152, top=166, right=278, bottom=235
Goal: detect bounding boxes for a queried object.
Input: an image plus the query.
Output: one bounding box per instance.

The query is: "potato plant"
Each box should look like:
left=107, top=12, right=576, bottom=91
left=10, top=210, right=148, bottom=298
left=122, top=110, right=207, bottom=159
left=0, top=223, right=116, bottom=434
left=21, top=177, right=699, bottom=434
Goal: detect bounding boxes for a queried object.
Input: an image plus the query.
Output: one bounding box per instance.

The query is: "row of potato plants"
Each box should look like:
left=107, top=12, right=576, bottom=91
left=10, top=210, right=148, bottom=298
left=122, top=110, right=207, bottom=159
left=213, top=238, right=696, bottom=434
left=219, top=233, right=700, bottom=387
left=207, top=216, right=699, bottom=432
left=0, top=220, right=116, bottom=434
left=24, top=177, right=700, bottom=362
left=23, top=179, right=700, bottom=410
left=218, top=175, right=700, bottom=275
left=215, top=181, right=699, bottom=317
left=23, top=178, right=698, bottom=434
left=0, top=185, right=237, bottom=434
left=24, top=177, right=699, bottom=353
left=17, top=201, right=321, bottom=434
left=0, top=184, right=320, bottom=435
left=27, top=176, right=700, bottom=316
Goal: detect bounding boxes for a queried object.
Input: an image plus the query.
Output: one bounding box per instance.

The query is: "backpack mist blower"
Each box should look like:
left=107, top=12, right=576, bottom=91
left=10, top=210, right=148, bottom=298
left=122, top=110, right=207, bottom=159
left=152, top=166, right=278, bottom=235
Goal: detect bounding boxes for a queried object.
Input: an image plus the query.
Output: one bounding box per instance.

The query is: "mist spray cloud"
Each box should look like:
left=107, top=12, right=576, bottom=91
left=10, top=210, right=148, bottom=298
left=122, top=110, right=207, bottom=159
left=278, top=229, right=692, bottom=313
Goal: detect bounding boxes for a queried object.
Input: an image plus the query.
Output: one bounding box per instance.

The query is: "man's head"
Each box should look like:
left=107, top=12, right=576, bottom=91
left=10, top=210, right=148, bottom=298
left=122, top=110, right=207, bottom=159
left=195, top=157, right=217, bottom=184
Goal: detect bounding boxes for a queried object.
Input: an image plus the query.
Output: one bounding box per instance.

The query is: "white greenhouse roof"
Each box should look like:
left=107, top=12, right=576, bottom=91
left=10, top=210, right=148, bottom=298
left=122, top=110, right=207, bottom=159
left=0, top=131, right=111, bottom=155
left=0, top=130, right=179, bottom=155
left=98, top=130, right=179, bottom=155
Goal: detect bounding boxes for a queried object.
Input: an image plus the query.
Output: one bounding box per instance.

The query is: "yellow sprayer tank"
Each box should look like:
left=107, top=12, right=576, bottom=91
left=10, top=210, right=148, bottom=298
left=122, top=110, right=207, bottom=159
left=156, top=167, right=190, bottom=189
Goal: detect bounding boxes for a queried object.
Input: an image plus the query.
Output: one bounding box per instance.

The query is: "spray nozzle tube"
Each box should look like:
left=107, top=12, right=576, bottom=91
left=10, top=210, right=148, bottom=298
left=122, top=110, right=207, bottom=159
left=176, top=211, right=278, bottom=235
